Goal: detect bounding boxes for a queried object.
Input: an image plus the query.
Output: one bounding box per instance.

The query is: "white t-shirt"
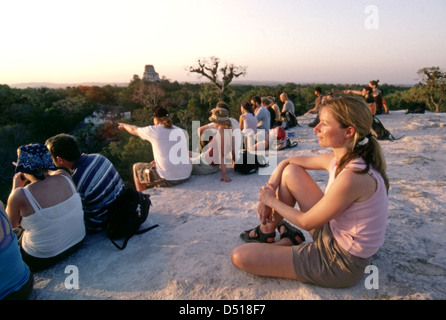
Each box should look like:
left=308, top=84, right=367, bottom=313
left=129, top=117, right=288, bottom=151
left=282, top=100, right=295, bottom=114
left=137, top=125, right=192, bottom=181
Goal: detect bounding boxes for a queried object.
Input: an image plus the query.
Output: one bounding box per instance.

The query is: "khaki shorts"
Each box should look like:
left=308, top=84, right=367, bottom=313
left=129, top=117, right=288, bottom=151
left=134, top=162, right=188, bottom=188
left=292, top=223, right=370, bottom=288
left=191, top=162, right=220, bottom=175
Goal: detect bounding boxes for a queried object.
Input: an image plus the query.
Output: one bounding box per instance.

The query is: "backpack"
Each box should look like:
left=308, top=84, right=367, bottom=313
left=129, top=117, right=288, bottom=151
left=405, top=102, right=427, bottom=114
left=106, top=187, right=159, bottom=250
left=271, top=127, right=298, bottom=150
left=276, top=138, right=298, bottom=150
left=371, top=116, right=403, bottom=141
left=280, top=111, right=299, bottom=129
left=234, top=150, right=268, bottom=175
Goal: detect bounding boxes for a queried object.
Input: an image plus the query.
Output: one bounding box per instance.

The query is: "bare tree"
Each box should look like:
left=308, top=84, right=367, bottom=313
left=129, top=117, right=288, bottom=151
left=188, top=56, right=247, bottom=102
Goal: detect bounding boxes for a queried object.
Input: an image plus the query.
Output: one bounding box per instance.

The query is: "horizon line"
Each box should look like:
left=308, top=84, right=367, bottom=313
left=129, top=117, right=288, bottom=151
left=5, top=79, right=416, bottom=89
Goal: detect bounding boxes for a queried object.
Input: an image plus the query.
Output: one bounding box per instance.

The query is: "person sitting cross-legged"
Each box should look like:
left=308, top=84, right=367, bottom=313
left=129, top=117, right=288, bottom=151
left=231, top=96, right=389, bottom=288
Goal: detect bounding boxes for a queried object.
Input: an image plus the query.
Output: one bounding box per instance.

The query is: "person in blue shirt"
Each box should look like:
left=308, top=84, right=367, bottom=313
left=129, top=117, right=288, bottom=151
left=251, top=96, right=271, bottom=151
left=0, top=202, right=33, bottom=300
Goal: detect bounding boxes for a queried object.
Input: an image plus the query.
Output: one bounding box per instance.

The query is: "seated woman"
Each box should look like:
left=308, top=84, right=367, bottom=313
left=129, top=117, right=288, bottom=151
left=231, top=96, right=389, bottom=288
left=191, top=108, right=233, bottom=182
left=118, top=107, right=192, bottom=191
left=6, top=144, right=86, bottom=273
left=239, top=101, right=257, bottom=151
left=344, top=86, right=376, bottom=115
left=268, top=96, right=281, bottom=124
left=0, top=202, right=33, bottom=300
left=369, top=80, right=389, bottom=115
left=198, top=102, right=242, bottom=164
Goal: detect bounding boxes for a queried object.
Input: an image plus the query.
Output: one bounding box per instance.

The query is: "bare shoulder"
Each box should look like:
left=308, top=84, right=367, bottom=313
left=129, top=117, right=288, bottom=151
left=6, top=187, right=27, bottom=214
left=8, top=187, right=25, bottom=202
left=339, top=169, right=377, bottom=201
left=49, top=169, right=72, bottom=178
left=46, top=170, right=75, bottom=190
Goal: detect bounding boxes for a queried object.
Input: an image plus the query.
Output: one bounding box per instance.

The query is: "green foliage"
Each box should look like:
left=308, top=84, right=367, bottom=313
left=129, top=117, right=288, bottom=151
left=102, top=137, right=153, bottom=187
left=416, top=67, right=446, bottom=113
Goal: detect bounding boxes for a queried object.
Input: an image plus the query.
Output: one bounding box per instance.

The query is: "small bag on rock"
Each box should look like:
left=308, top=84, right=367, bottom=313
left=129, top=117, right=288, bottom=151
left=106, top=187, right=158, bottom=250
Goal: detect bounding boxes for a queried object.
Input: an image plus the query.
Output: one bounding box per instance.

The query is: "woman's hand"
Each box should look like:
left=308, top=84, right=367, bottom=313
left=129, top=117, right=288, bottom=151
left=12, top=173, right=28, bottom=190
left=258, top=183, right=276, bottom=224
left=258, top=183, right=276, bottom=205
left=220, top=175, right=232, bottom=182
left=257, top=202, right=273, bottom=225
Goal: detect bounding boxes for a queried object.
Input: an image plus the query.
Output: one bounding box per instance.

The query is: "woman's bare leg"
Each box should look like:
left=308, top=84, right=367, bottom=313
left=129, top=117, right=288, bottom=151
left=277, top=164, right=324, bottom=238
left=233, top=164, right=324, bottom=278
left=245, top=163, right=323, bottom=240
left=231, top=243, right=298, bottom=279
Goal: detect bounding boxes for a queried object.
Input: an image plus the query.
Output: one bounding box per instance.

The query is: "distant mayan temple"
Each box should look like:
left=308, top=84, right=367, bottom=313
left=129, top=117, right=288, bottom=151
left=143, top=64, right=160, bottom=82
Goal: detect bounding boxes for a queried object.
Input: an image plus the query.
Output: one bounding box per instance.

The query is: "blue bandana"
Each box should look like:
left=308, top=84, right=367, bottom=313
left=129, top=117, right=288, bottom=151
left=14, top=144, right=56, bottom=178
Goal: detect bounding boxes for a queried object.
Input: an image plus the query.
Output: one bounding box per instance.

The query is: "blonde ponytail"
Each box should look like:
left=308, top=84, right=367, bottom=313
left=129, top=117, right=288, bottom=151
left=323, top=96, right=389, bottom=191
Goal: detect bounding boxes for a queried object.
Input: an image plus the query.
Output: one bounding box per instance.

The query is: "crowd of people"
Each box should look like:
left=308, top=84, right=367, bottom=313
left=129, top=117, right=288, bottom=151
left=1, top=84, right=389, bottom=298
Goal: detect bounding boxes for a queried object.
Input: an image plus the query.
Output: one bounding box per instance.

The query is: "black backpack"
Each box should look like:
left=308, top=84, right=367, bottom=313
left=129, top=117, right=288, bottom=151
left=234, top=150, right=268, bottom=175
left=106, top=187, right=159, bottom=250
left=371, top=116, right=405, bottom=141
left=405, top=102, right=427, bottom=114
left=371, top=116, right=394, bottom=141
left=280, top=111, right=299, bottom=129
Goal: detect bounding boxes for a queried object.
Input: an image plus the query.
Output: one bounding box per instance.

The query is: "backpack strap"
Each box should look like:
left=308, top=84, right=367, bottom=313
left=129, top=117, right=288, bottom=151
left=109, top=224, right=159, bottom=250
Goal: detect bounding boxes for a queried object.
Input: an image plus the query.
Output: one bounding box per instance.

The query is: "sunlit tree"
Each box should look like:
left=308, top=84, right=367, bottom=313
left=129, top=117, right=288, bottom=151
left=417, top=66, right=446, bottom=113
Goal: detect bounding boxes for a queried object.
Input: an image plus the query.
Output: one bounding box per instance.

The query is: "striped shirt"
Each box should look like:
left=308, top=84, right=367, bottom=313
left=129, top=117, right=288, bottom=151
left=72, top=154, right=125, bottom=232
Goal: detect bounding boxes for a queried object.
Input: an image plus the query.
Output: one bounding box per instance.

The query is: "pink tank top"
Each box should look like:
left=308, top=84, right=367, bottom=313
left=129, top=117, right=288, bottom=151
left=326, top=158, right=388, bottom=259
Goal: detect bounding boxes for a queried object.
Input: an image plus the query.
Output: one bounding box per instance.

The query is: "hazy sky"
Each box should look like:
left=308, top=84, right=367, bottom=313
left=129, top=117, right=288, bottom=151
left=1, top=0, right=445, bottom=85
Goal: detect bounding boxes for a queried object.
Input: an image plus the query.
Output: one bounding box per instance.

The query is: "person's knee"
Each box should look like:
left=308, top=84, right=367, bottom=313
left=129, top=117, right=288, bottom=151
left=231, top=244, right=259, bottom=271
left=231, top=245, right=251, bottom=270
left=282, top=163, right=305, bottom=183
left=132, top=163, right=140, bottom=175
left=231, top=246, right=243, bottom=268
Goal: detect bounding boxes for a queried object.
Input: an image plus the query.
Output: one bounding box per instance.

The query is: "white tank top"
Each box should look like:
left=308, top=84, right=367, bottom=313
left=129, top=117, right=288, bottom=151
left=242, top=113, right=258, bottom=135
left=21, top=175, right=86, bottom=258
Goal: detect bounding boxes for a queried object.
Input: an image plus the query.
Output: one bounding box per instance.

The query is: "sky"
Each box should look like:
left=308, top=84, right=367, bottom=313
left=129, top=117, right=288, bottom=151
left=1, top=0, right=445, bottom=86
